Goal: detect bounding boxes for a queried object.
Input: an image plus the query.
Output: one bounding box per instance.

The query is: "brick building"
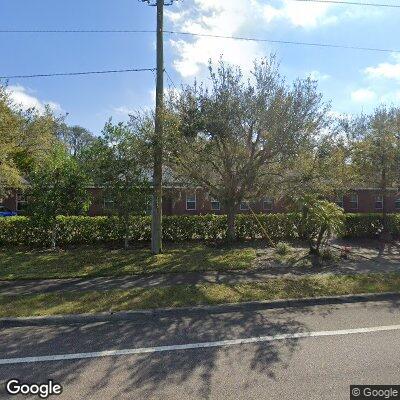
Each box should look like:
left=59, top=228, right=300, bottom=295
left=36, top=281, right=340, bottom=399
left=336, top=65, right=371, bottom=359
left=2, top=187, right=400, bottom=216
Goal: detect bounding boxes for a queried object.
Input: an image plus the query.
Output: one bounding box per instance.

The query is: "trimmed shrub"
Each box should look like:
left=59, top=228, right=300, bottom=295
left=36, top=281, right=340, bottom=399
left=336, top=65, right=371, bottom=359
left=235, top=213, right=298, bottom=241
left=0, top=212, right=399, bottom=247
left=343, top=213, right=400, bottom=239
left=344, top=213, right=382, bottom=238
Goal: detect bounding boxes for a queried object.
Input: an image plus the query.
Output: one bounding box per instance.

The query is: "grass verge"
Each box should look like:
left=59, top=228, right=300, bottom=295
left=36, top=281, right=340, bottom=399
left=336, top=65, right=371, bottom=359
left=0, top=244, right=257, bottom=280
left=1, top=273, right=399, bottom=317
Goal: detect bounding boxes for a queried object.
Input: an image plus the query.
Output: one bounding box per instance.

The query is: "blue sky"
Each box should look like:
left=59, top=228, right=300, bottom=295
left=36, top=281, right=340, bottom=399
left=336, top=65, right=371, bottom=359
left=2, top=0, right=400, bottom=134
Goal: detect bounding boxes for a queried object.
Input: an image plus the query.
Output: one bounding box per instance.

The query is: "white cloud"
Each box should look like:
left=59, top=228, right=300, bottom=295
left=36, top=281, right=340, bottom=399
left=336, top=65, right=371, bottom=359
left=351, top=88, right=376, bottom=103
left=167, top=0, right=263, bottom=77
left=365, top=62, right=400, bottom=81
left=309, top=70, right=330, bottom=81
left=6, top=85, right=62, bottom=114
left=166, top=0, right=375, bottom=79
left=262, top=0, right=336, bottom=29
left=364, top=54, right=400, bottom=81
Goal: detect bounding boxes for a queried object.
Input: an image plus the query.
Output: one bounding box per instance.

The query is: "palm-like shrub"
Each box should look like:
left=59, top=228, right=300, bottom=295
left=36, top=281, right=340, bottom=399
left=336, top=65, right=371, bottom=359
left=297, top=196, right=345, bottom=256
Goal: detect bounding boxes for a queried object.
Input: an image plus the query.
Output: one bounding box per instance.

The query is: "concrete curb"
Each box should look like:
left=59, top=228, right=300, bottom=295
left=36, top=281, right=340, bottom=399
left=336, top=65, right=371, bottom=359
left=1, top=292, right=399, bottom=327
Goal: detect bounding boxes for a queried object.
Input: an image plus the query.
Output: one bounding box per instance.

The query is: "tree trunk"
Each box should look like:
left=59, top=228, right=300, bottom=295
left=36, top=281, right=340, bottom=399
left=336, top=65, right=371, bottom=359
left=226, top=206, right=236, bottom=242
left=124, top=216, right=130, bottom=250
left=51, top=229, right=56, bottom=251
left=382, top=192, right=389, bottom=237
left=50, top=219, right=57, bottom=251
left=381, top=169, right=391, bottom=242
left=314, top=227, right=326, bottom=255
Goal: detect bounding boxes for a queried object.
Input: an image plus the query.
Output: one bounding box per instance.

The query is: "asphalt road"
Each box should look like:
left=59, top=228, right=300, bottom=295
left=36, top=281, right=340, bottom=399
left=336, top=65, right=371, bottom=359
left=1, top=299, right=400, bottom=399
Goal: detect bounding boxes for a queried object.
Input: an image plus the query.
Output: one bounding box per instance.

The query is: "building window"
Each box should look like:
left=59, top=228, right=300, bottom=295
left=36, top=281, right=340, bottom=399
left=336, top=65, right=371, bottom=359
left=395, top=198, right=400, bottom=210
left=349, top=194, right=358, bottom=210
left=336, top=195, right=344, bottom=208
left=16, top=193, right=28, bottom=212
left=103, top=198, right=114, bottom=212
left=210, top=197, right=220, bottom=211
left=263, top=198, right=273, bottom=211
left=375, top=195, right=383, bottom=210
left=186, top=194, right=196, bottom=211
left=240, top=201, right=249, bottom=211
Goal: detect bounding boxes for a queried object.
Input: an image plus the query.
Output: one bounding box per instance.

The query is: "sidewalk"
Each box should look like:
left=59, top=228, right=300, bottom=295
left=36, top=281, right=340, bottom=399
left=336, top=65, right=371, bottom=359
left=0, top=270, right=297, bottom=295
left=1, top=260, right=399, bottom=295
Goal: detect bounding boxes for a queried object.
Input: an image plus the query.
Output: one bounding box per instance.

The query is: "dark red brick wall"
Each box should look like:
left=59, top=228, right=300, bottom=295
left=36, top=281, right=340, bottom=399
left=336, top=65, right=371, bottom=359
left=342, top=190, right=399, bottom=213
left=1, top=193, right=17, bottom=212
left=166, top=188, right=288, bottom=215
left=2, top=187, right=400, bottom=216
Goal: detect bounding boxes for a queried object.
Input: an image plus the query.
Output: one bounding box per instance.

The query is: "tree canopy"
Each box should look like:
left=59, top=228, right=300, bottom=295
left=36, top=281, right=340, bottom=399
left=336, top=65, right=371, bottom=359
left=168, top=56, right=331, bottom=239
left=81, top=120, right=151, bottom=248
left=0, top=84, right=59, bottom=198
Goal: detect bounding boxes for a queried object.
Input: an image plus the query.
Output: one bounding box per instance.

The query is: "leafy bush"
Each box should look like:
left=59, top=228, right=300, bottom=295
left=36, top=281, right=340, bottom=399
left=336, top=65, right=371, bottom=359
left=296, top=197, right=345, bottom=255
left=275, top=242, right=290, bottom=256
left=235, top=213, right=298, bottom=241
left=342, top=213, right=400, bottom=238
left=0, top=214, right=297, bottom=247
left=1, top=212, right=400, bottom=248
left=343, top=213, right=383, bottom=238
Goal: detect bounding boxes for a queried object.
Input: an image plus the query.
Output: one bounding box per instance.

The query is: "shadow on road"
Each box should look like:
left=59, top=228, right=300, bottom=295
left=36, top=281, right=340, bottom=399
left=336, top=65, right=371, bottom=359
left=0, top=297, right=399, bottom=399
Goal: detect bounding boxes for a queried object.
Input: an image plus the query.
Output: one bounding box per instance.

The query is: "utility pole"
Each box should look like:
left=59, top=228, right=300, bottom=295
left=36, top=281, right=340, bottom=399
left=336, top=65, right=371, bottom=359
left=140, top=0, right=177, bottom=254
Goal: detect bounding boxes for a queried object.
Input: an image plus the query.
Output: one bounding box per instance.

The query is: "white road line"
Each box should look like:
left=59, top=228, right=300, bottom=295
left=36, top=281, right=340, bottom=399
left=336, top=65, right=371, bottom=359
left=1, top=324, right=400, bottom=365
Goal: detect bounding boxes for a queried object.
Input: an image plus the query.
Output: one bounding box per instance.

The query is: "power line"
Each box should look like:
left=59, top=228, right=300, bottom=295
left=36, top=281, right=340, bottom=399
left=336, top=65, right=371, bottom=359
left=164, top=30, right=400, bottom=54
left=0, top=68, right=155, bottom=79
left=0, top=29, right=156, bottom=33
left=1, top=28, right=399, bottom=54
left=164, top=68, right=178, bottom=90
left=290, top=0, right=400, bottom=8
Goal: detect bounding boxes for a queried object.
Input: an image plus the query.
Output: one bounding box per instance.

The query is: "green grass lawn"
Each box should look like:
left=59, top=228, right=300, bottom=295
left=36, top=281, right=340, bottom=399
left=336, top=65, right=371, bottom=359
left=1, top=274, right=399, bottom=317
left=0, top=244, right=257, bottom=280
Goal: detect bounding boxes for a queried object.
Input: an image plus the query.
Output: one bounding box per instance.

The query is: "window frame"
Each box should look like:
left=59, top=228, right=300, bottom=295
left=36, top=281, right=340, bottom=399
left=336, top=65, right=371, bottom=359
left=374, top=195, right=383, bottom=211
left=210, top=197, right=220, bottom=211
left=240, top=201, right=249, bottom=211
left=349, top=194, right=359, bottom=210
left=16, top=193, right=28, bottom=212
left=103, top=197, right=115, bottom=212
left=186, top=193, right=197, bottom=211
left=336, top=195, right=344, bottom=209
left=263, top=198, right=273, bottom=211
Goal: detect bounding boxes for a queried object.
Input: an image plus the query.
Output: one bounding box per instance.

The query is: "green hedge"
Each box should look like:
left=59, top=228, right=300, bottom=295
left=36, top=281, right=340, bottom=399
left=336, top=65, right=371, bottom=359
left=0, top=213, right=398, bottom=246
left=343, top=213, right=400, bottom=238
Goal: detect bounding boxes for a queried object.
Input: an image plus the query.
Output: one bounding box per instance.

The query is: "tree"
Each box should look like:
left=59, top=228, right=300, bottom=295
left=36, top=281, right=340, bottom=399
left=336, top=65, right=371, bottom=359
left=347, top=106, right=400, bottom=236
left=169, top=56, right=330, bottom=240
left=296, top=195, right=345, bottom=258
left=58, top=124, right=95, bottom=157
left=0, top=84, right=58, bottom=198
left=82, top=120, right=151, bottom=249
left=26, top=146, right=91, bottom=249
left=280, top=130, right=356, bottom=208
